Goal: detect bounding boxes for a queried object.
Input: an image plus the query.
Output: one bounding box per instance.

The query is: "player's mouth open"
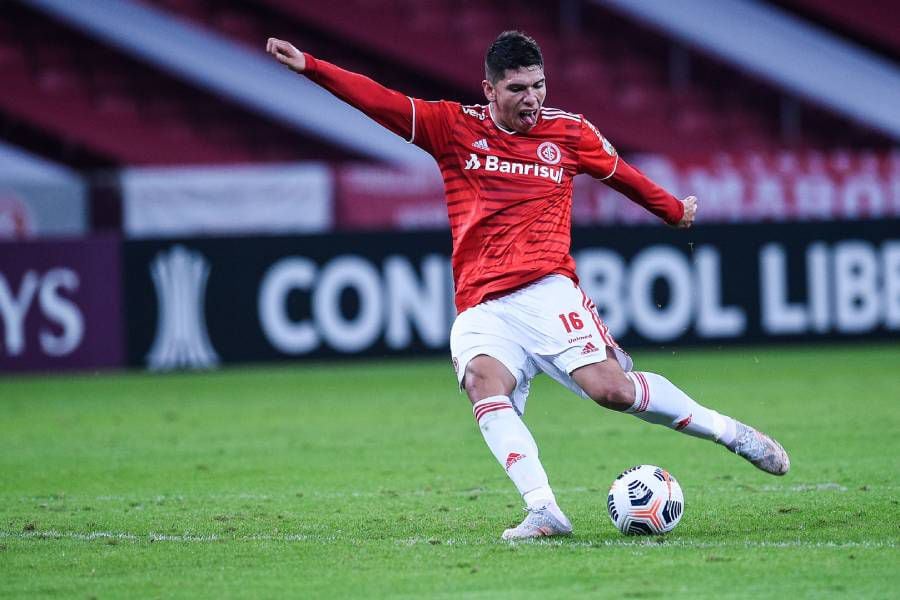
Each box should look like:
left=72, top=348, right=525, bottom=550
left=519, top=109, right=538, bottom=127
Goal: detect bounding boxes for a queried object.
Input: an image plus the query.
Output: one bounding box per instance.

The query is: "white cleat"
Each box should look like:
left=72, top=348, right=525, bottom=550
left=501, top=502, right=573, bottom=541
left=727, top=422, right=790, bottom=476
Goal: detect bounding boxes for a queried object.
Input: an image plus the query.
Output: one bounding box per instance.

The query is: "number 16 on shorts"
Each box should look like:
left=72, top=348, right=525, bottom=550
left=558, top=312, right=584, bottom=333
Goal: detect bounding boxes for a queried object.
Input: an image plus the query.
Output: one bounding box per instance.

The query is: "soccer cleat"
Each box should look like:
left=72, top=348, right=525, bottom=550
left=501, top=502, right=573, bottom=540
left=726, top=422, right=790, bottom=475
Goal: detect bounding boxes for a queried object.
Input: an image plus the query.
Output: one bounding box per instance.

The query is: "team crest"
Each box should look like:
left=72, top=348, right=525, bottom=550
left=536, top=142, right=562, bottom=165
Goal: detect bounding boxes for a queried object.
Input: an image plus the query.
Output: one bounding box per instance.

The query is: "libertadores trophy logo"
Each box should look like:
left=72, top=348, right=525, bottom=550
left=536, top=142, right=562, bottom=165
left=146, top=245, right=219, bottom=371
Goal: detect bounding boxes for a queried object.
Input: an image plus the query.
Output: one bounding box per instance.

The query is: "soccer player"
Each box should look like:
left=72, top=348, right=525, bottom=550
left=266, top=31, right=790, bottom=540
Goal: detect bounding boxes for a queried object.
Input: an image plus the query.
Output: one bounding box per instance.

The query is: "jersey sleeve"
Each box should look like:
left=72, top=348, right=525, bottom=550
left=304, top=54, right=413, bottom=141
left=605, top=158, right=685, bottom=225
left=410, top=99, right=458, bottom=156
left=576, top=117, right=619, bottom=180
left=303, top=53, right=454, bottom=157
left=577, top=117, right=683, bottom=225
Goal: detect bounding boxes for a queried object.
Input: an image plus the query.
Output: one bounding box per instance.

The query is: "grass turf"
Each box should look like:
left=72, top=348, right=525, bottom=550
left=1, top=344, right=898, bottom=598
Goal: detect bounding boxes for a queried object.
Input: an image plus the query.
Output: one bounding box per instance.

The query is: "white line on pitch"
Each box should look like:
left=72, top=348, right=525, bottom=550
left=0, top=530, right=894, bottom=549
left=14, top=482, right=888, bottom=504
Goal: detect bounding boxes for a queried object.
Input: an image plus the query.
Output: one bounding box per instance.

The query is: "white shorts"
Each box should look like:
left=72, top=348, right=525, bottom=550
left=450, top=274, right=633, bottom=415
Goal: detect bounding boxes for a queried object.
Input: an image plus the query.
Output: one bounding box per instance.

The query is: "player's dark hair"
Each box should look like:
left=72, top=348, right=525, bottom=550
left=485, top=31, right=543, bottom=83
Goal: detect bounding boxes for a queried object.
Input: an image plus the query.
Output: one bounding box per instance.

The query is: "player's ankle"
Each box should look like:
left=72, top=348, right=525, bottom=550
left=715, top=415, right=738, bottom=447
left=523, top=486, right=556, bottom=510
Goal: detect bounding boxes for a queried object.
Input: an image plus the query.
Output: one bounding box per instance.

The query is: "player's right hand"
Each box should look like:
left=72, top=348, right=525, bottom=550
left=676, top=195, right=697, bottom=228
left=266, top=38, right=306, bottom=73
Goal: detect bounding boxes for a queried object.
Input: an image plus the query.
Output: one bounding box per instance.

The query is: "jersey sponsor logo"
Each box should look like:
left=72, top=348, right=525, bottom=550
left=464, top=154, right=482, bottom=170
left=463, top=153, right=564, bottom=184
left=472, top=138, right=489, bottom=151
left=461, top=104, right=486, bottom=120
left=537, top=141, right=562, bottom=165
left=567, top=333, right=593, bottom=344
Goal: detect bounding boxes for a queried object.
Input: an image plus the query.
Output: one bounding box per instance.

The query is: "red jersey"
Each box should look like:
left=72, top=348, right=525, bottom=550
left=304, top=54, right=684, bottom=313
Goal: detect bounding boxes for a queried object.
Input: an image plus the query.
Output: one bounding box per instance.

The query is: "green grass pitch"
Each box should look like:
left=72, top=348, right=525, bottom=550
left=2, top=344, right=898, bottom=598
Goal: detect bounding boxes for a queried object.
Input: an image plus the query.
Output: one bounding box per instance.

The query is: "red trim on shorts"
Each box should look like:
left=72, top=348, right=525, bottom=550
left=577, top=285, right=619, bottom=349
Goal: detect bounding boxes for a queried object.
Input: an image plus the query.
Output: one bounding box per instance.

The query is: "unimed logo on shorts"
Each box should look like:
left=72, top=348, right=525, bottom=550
left=146, top=245, right=219, bottom=370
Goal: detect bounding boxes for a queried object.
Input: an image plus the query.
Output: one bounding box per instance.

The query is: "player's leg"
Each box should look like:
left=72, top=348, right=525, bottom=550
left=543, top=281, right=790, bottom=476
left=571, top=349, right=730, bottom=439
left=465, top=354, right=552, bottom=505
left=450, top=302, right=571, bottom=539
left=570, top=352, right=790, bottom=475
left=462, top=355, right=571, bottom=539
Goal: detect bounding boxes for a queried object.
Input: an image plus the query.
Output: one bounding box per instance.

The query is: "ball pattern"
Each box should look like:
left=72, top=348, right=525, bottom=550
left=607, top=464, right=684, bottom=535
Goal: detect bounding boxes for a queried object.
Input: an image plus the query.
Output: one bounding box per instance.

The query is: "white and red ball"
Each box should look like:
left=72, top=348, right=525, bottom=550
left=607, top=465, right=684, bottom=535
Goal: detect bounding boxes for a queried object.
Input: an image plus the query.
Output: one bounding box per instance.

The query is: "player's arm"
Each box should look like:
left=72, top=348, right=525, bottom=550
left=576, top=118, right=695, bottom=228
left=608, top=161, right=696, bottom=228
left=267, top=38, right=428, bottom=147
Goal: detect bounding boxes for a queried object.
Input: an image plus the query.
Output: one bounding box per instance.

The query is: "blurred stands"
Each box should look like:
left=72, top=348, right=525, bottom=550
left=2, top=0, right=894, bottom=172
left=0, top=0, right=897, bottom=237
left=771, top=0, right=900, bottom=58
left=0, top=1, right=362, bottom=167
left=144, top=0, right=894, bottom=155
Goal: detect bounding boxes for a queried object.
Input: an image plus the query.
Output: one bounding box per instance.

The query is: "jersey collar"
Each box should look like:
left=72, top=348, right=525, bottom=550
left=489, top=104, right=542, bottom=135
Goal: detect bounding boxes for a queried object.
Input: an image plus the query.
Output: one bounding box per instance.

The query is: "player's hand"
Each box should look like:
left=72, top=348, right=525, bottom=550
left=676, top=195, right=697, bottom=228
left=266, top=38, right=306, bottom=73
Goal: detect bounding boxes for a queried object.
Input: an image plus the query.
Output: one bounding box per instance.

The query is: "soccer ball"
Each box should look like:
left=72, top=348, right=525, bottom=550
left=607, top=465, right=684, bottom=535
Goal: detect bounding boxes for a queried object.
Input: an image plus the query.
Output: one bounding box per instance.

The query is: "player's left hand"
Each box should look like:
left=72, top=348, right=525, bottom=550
left=266, top=38, right=306, bottom=73
left=676, top=195, right=697, bottom=228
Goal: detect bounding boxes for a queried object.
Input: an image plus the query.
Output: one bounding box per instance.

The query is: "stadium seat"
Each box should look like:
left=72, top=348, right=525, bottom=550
left=0, top=1, right=357, bottom=166
left=2, top=0, right=892, bottom=168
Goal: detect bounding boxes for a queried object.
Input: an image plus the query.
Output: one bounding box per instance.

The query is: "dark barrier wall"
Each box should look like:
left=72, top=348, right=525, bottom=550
left=123, top=220, right=900, bottom=370
left=0, top=236, right=123, bottom=372
left=123, top=232, right=456, bottom=369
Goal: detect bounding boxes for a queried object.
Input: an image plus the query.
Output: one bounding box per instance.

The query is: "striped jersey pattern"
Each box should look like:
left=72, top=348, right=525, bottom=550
left=301, top=54, right=684, bottom=313
left=411, top=101, right=618, bottom=312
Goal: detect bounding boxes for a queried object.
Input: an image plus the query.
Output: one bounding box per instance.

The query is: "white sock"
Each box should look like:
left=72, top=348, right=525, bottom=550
left=473, top=396, right=556, bottom=509
left=625, top=371, right=737, bottom=445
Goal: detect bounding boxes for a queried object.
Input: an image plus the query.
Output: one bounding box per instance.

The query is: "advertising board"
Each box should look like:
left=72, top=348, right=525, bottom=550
left=0, top=236, right=123, bottom=372
left=123, top=220, right=900, bottom=369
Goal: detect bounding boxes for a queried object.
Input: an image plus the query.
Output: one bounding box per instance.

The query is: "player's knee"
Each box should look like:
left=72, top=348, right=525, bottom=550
left=464, top=369, right=501, bottom=402
left=586, top=378, right=634, bottom=411
left=463, top=368, right=489, bottom=400
left=463, top=356, right=515, bottom=403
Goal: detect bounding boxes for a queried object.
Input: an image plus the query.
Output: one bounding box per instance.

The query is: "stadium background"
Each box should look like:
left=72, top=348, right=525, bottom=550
left=2, top=0, right=898, bottom=372
left=1, top=1, right=899, bottom=597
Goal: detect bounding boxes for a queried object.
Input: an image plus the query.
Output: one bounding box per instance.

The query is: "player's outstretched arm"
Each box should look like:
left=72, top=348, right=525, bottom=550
left=266, top=38, right=306, bottom=73
left=676, top=196, right=697, bottom=229
left=577, top=119, right=687, bottom=227
left=264, top=37, right=422, bottom=145
left=601, top=158, right=687, bottom=226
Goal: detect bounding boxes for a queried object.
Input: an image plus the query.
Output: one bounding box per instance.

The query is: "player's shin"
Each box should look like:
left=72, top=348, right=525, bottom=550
left=624, top=371, right=737, bottom=446
left=472, top=396, right=555, bottom=508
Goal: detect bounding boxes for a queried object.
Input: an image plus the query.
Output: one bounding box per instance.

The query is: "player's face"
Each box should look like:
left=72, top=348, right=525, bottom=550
left=483, top=65, right=546, bottom=133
